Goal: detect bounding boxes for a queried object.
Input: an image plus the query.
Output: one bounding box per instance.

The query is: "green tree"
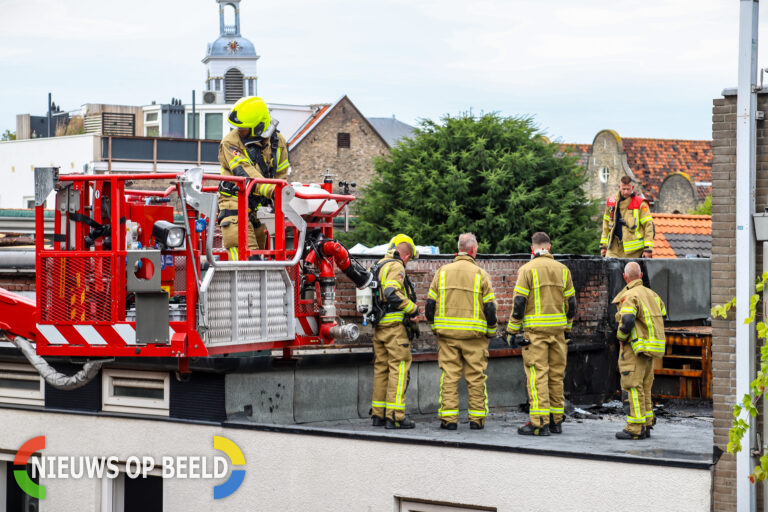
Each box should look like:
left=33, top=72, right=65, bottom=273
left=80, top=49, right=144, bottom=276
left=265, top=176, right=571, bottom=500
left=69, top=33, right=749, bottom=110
left=1, top=129, right=15, bottom=141
left=690, top=195, right=712, bottom=215
left=342, top=113, right=598, bottom=254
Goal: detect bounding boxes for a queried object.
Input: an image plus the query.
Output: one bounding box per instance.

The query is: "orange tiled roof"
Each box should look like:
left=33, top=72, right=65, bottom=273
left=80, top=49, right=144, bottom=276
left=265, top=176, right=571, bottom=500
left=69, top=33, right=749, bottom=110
left=621, top=138, right=712, bottom=201
left=288, top=104, right=331, bottom=147
left=651, top=213, right=711, bottom=258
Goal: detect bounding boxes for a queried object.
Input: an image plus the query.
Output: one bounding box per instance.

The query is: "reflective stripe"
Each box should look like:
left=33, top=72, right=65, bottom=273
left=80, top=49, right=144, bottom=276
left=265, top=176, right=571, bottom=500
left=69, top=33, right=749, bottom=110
left=603, top=214, right=611, bottom=221
left=656, top=297, right=666, bottom=316
left=532, top=269, right=541, bottom=314
left=563, top=287, right=575, bottom=298
left=627, top=388, right=645, bottom=423
left=522, top=313, right=567, bottom=328
left=439, top=270, right=445, bottom=317
left=428, top=289, right=438, bottom=300
left=640, top=216, right=652, bottom=224
left=600, top=237, right=609, bottom=245
left=438, top=370, right=458, bottom=417
left=228, top=156, right=248, bottom=168
left=550, top=407, right=565, bottom=414
left=403, top=301, right=417, bottom=314
left=514, top=285, right=530, bottom=296
left=380, top=312, right=405, bottom=324
left=227, top=247, right=239, bottom=261
left=395, top=361, right=406, bottom=406
left=385, top=403, right=405, bottom=410
left=485, top=327, right=496, bottom=335
left=473, top=272, right=481, bottom=320
left=384, top=280, right=403, bottom=290
left=468, top=410, right=488, bottom=417
left=622, top=239, right=644, bottom=251
left=529, top=365, right=539, bottom=412
left=645, top=411, right=655, bottom=418
left=276, top=158, right=290, bottom=172
left=562, top=268, right=568, bottom=290
left=482, top=293, right=495, bottom=303
left=617, top=330, right=629, bottom=341
left=258, top=184, right=270, bottom=196
left=371, top=401, right=386, bottom=408
left=619, top=306, right=637, bottom=315
left=507, top=322, right=521, bottom=333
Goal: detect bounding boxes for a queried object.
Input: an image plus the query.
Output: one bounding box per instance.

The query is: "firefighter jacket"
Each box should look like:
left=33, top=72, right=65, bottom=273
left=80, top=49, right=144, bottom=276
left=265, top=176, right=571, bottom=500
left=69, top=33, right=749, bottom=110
left=612, top=279, right=666, bottom=358
left=425, top=254, right=498, bottom=339
left=217, top=129, right=290, bottom=218
left=600, top=194, right=654, bottom=254
left=376, top=250, right=418, bottom=326
left=507, top=253, right=576, bottom=335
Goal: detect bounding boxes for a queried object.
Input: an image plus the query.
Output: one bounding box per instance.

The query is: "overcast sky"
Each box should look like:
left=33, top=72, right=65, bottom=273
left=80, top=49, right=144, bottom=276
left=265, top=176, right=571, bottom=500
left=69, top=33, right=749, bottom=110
left=0, top=0, right=760, bottom=143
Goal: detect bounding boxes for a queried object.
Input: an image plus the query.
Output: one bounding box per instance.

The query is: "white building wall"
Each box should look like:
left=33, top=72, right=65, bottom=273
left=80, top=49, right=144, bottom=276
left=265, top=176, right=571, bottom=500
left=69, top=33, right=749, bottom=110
left=0, top=134, right=99, bottom=208
left=0, top=409, right=711, bottom=512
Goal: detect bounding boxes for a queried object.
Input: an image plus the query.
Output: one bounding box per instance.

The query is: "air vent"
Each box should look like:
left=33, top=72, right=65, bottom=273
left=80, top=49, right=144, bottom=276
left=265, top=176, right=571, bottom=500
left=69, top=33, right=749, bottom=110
left=203, top=91, right=219, bottom=104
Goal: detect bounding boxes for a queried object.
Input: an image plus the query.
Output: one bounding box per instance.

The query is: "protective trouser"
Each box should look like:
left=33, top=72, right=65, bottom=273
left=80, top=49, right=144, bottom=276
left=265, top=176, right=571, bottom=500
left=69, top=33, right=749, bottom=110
left=371, top=323, right=412, bottom=421
left=521, top=331, right=567, bottom=427
left=618, top=343, right=654, bottom=435
left=643, top=353, right=655, bottom=428
left=606, top=244, right=643, bottom=259
left=221, top=216, right=268, bottom=260
left=437, top=335, right=489, bottom=426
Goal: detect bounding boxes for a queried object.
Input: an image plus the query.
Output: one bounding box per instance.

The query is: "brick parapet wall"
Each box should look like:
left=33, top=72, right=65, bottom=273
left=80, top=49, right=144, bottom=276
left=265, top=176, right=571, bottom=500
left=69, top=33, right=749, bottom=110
left=335, top=256, right=612, bottom=352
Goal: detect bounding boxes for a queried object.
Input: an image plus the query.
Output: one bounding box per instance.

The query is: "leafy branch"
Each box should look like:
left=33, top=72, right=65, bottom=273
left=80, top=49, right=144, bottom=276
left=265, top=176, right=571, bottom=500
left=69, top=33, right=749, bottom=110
left=714, top=272, right=768, bottom=483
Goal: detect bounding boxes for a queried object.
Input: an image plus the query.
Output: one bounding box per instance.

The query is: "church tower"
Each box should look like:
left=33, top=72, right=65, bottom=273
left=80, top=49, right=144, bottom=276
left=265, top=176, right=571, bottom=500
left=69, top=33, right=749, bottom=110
left=202, top=0, right=259, bottom=104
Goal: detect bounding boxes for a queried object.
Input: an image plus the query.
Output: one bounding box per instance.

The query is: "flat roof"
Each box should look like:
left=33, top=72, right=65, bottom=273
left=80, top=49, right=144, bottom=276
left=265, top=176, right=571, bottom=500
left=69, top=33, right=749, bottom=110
left=225, top=409, right=714, bottom=470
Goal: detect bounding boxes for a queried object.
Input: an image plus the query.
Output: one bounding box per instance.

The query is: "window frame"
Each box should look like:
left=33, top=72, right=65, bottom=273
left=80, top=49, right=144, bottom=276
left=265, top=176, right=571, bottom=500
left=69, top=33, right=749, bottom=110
left=102, top=369, right=169, bottom=416
left=0, top=362, right=45, bottom=406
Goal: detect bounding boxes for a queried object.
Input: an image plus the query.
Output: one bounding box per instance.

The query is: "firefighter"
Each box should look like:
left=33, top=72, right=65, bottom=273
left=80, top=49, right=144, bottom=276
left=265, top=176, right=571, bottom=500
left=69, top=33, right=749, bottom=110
left=612, top=261, right=666, bottom=440
left=370, top=234, right=420, bottom=429
left=425, top=233, right=498, bottom=430
left=217, top=96, right=291, bottom=260
left=600, top=176, right=654, bottom=258
left=507, top=232, right=576, bottom=436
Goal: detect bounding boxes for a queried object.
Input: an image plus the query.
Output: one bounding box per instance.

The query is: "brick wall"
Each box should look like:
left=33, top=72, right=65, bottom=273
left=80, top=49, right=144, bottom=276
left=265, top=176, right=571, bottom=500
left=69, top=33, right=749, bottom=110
left=0, top=275, right=35, bottom=292
left=335, top=256, right=614, bottom=352
left=289, top=97, right=389, bottom=190
left=710, top=93, right=742, bottom=511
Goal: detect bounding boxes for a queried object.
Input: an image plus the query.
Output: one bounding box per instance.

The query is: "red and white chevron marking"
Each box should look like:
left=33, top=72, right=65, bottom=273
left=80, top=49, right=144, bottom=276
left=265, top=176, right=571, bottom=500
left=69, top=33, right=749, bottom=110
left=35, top=324, right=181, bottom=346
left=296, top=316, right=318, bottom=336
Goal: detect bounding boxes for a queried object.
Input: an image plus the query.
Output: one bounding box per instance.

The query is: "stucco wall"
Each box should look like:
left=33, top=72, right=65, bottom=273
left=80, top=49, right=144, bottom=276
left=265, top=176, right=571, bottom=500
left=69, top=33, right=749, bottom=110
left=0, top=408, right=711, bottom=512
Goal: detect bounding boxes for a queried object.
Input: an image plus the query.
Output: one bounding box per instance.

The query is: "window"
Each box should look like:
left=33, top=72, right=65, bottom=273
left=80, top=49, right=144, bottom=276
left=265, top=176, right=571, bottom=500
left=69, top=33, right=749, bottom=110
left=337, top=132, right=351, bottom=148
left=3, top=461, right=40, bottom=511
left=205, top=113, right=223, bottom=140
left=102, top=369, right=169, bottom=416
left=0, top=363, right=44, bottom=406
left=248, top=79, right=256, bottom=96
left=24, top=197, right=35, bottom=209
left=599, top=166, right=610, bottom=183
left=102, top=472, right=163, bottom=512
left=145, top=112, right=158, bottom=123
left=215, top=79, right=221, bottom=92
left=145, top=126, right=159, bottom=137
left=186, top=113, right=200, bottom=139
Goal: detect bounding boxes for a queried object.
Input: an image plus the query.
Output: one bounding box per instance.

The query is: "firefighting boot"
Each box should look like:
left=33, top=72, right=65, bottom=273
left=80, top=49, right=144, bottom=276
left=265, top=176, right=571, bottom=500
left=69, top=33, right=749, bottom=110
left=549, top=414, right=563, bottom=434
left=386, top=417, right=415, bottom=429
left=371, top=416, right=386, bottom=427
left=615, top=427, right=646, bottom=440
left=518, top=422, right=550, bottom=436
left=469, top=421, right=484, bottom=430
left=440, top=421, right=458, bottom=431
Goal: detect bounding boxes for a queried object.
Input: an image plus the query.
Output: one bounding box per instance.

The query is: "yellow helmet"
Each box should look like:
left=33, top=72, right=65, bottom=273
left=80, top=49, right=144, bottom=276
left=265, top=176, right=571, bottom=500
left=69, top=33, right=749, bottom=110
left=388, top=234, right=418, bottom=259
left=227, top=96, right=275, bottom=138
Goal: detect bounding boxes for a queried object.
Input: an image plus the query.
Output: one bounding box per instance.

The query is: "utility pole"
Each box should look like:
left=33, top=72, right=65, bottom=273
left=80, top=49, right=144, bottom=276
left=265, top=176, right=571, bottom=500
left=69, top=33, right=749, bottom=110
left=47, top=93, right=52, bottom=138
left=736, top=1, right=758, bottom=510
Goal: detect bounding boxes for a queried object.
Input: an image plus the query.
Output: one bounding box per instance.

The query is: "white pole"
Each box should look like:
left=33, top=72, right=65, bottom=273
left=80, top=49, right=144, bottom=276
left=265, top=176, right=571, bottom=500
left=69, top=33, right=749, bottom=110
left=736, top=1, right=758, bottom=511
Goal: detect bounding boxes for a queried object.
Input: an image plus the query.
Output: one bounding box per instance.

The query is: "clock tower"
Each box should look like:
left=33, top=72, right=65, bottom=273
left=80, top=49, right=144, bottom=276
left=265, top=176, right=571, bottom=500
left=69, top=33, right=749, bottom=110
left=202, top=0, right=259, bottom=104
